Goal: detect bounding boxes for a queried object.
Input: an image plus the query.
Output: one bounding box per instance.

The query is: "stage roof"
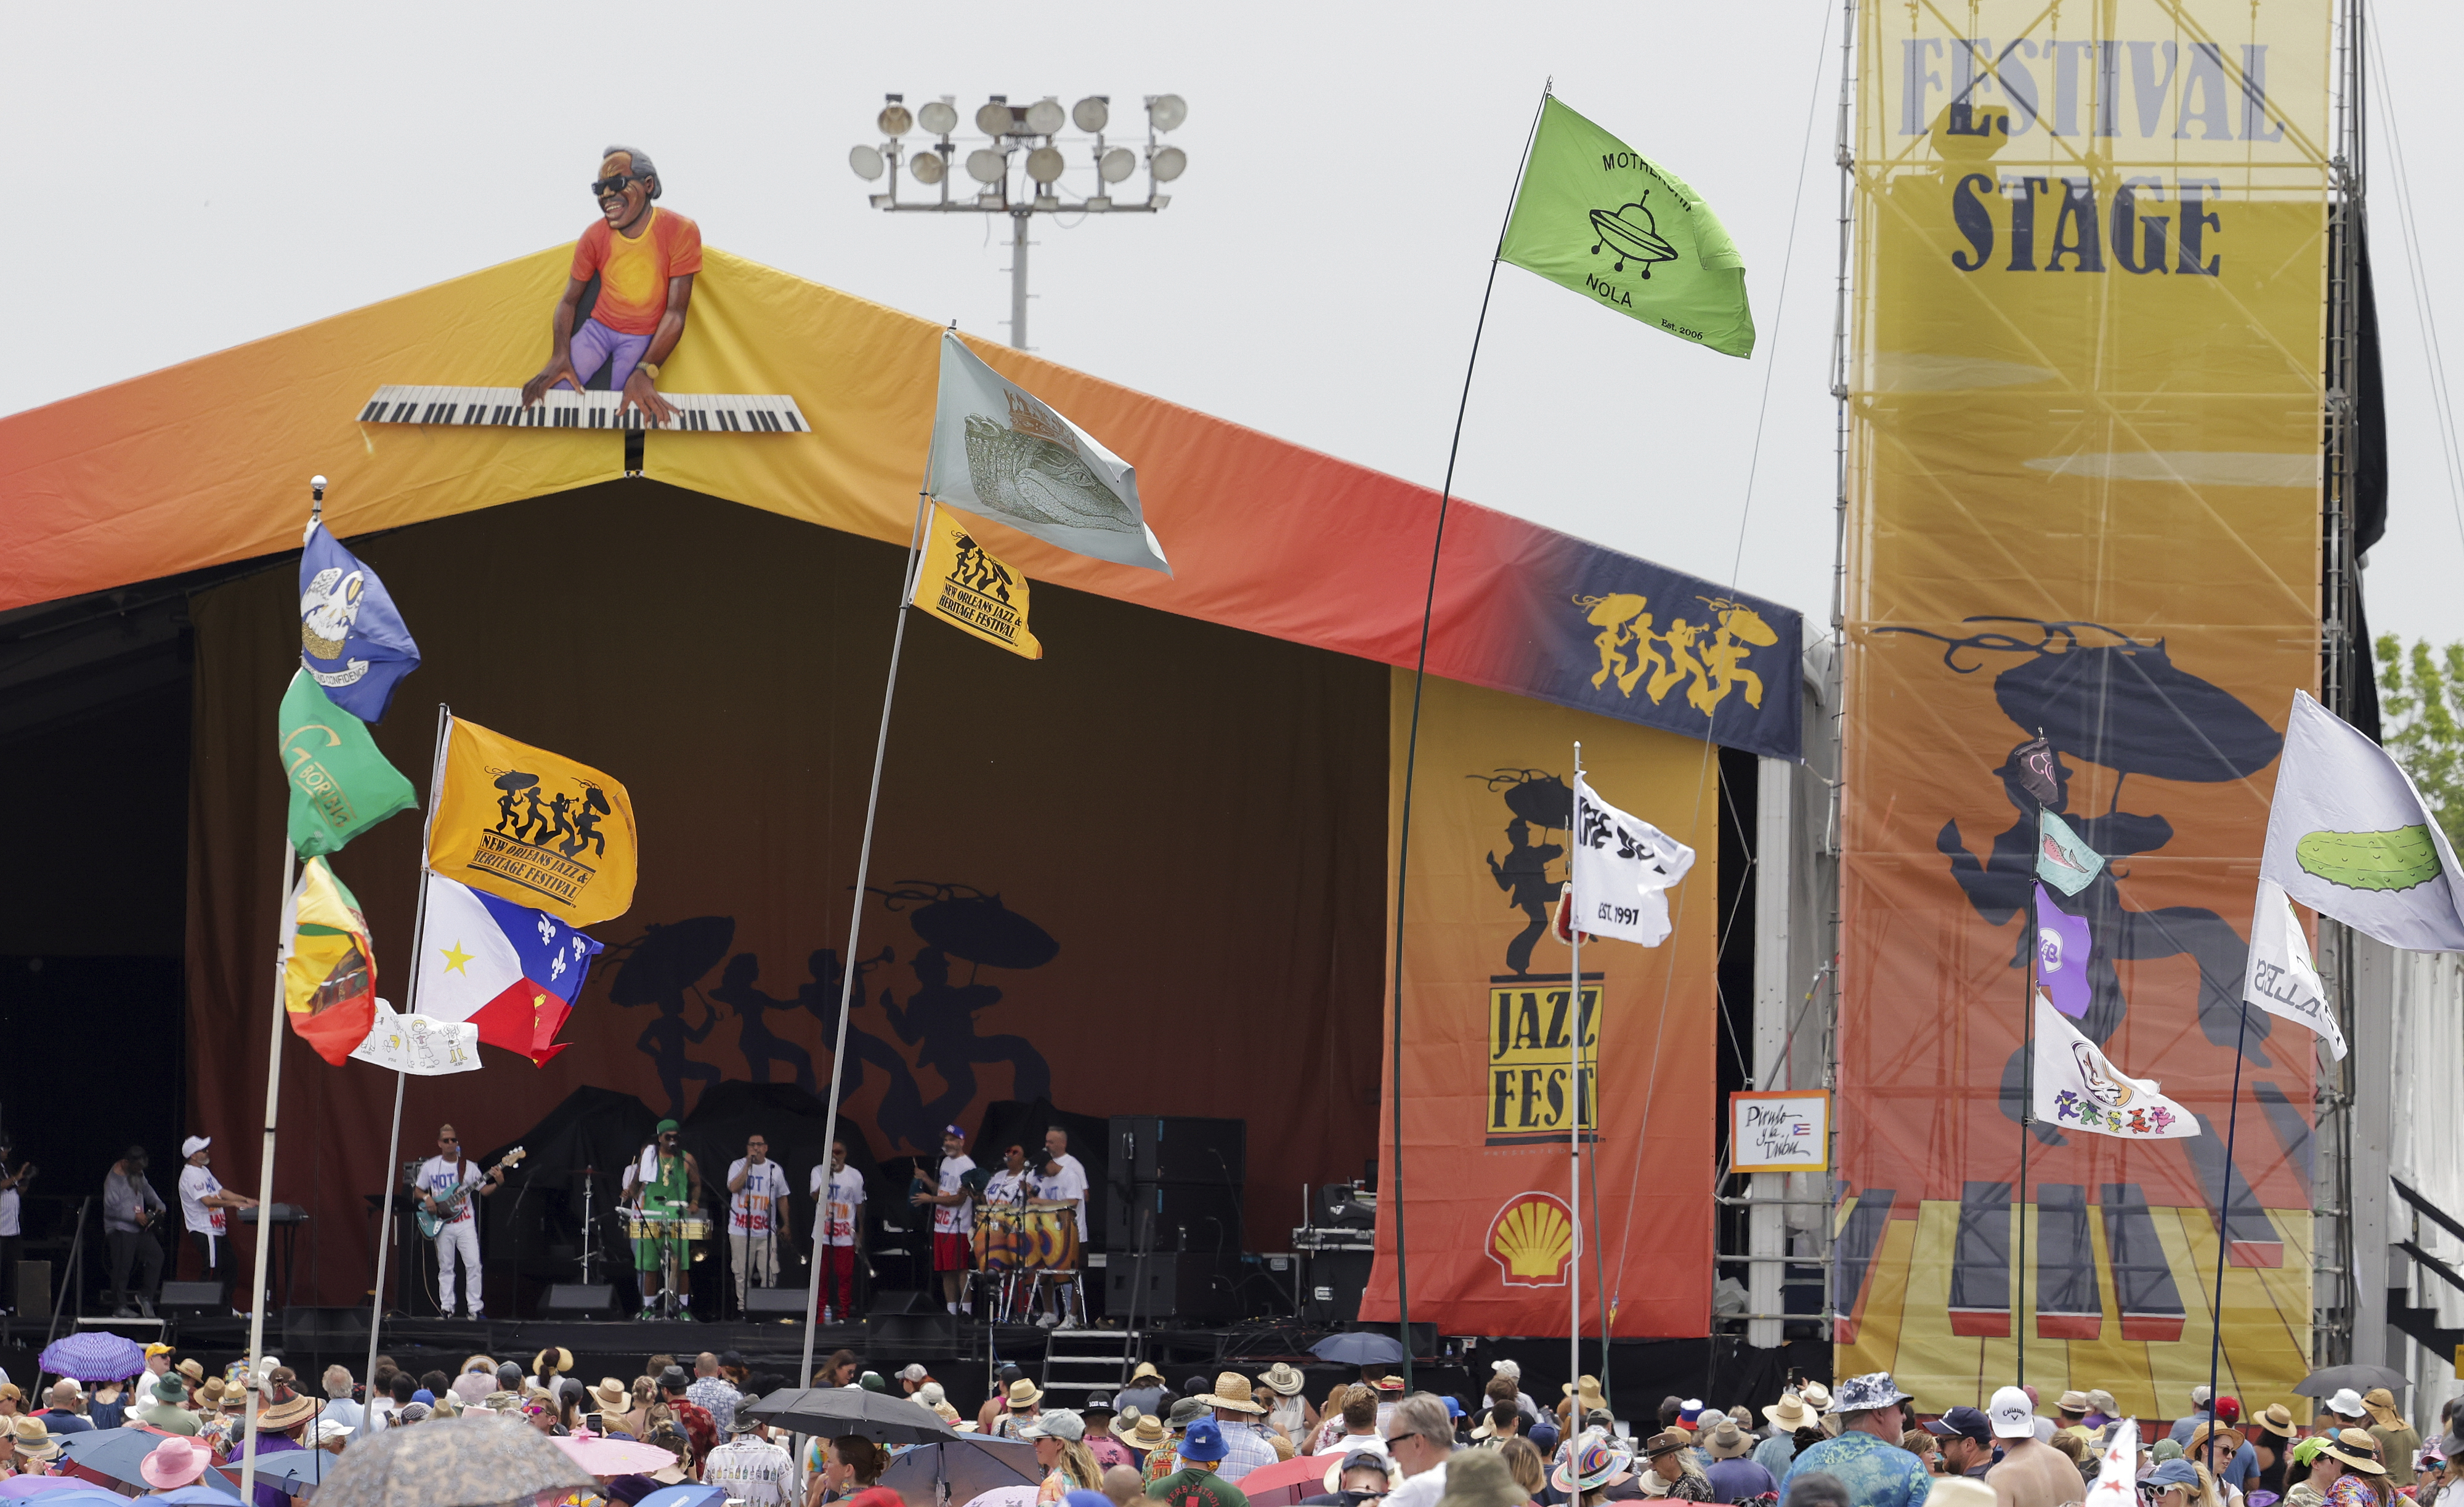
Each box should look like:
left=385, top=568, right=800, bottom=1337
left=0, top=243, right=1801, bottom=758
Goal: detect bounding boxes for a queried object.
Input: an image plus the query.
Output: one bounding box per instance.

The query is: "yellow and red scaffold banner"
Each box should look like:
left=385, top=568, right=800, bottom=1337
left=1840, top=3, right=2328, bottom=1408
left=1359, top=672, right=1720, bottom=1338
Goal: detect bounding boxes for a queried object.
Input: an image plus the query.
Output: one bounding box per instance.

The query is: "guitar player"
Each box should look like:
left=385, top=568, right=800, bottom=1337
left=412, top=1124, right=504, bottom=1320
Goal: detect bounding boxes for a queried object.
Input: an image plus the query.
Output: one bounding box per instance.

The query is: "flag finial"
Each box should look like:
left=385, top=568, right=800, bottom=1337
left=310, top=475, right=326, bottom=521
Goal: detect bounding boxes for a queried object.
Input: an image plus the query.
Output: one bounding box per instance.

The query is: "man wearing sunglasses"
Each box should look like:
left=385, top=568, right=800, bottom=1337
left=521, top=145, right=702, bottom=426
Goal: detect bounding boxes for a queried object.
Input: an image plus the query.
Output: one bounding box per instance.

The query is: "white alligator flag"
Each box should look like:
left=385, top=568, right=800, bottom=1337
left=926, top=330, right=1170, bottom=573
left=2033, top=992, right=2200, bottom=1141
left=1568, top=772, right=1696, bottom=947
left=2242, top=879, right=2347, bottom=1060
left=2261, top=690, right=2464, bottom=953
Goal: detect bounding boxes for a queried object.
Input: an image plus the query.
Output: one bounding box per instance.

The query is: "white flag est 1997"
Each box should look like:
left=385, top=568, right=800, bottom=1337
left=2261, top=690, right=2464, bottom=953
left=2242, top=879, right=2347, bottom=1060
left=2033, top=993, right=2200, bottom=1141
left=1569, top=772, right=1696, bottom=947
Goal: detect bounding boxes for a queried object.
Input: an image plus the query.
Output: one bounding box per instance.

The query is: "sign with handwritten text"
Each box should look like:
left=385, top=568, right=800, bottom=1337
left=1729, top=1090, right=1828, bottom=1173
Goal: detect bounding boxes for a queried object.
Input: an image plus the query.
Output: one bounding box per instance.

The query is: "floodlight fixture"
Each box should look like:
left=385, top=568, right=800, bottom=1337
left=976, top=99, right=1016, bottom=135
left=1026, top=146, right=1066, bottom=184
left=1150, top=145, right=1187, bottom=183
left=965, top=148, right=1007, bottom=185
left=849, top=144, right=886, bottom=181
left=1146, top=94, right=1186, bottom=131
left=1072, top=95, right=1110, bottom=132
left=909, top=149, right=947, bottom=185
left=1025, top=97, right=1066, bottom=135
left=1098, top=147, right=1137, bottom=184
left=878, top=97, right=914, bottom=136
left=919, top=99, right=960, bottom=135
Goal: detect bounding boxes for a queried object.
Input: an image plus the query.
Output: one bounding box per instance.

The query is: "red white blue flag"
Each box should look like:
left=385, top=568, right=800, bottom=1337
left=412, top=870, right=602, bottom=1065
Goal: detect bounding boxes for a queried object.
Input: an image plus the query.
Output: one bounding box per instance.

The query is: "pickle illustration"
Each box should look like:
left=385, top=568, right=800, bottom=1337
left=2295, top=826, right=2442, bottom=892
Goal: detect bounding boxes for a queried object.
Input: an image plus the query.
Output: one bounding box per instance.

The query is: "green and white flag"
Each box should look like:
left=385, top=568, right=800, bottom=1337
left=2036, top=809, right=2105, bottom=897
left=2261, top=690, right=2464, bottom=953
left=278, top=670, right=417, bottom=856
left=1499, top=94, right=1754, bottom=358
left=927, top=331, right=1170, bottom=574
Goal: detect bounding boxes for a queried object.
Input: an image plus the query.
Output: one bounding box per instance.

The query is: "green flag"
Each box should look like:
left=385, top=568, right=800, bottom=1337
left=1499, top=95, right=1754, bottom=358
left=278, top=669, right=416, bottom=856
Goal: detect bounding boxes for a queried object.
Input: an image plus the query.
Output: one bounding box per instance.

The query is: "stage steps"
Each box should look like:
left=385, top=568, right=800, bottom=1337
left=1041, top=1326, right=1140, bottom=1400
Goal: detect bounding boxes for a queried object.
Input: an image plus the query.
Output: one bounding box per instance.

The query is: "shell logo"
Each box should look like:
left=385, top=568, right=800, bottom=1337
left=1486, top=1192, right=1574, bottom=1288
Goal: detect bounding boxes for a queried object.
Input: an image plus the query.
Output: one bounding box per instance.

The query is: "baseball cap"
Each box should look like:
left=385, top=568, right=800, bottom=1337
left=2147, top=1460, right=2202, bottom=1490
left=1180, top=1419, right=1228, bottom=1462
left=1924, top=1407, right=1995, bottom=1444
left=1987, top=1386, right=2036, bottom=1440
left=899, top=1364, right=930, bottom=1383
left=944, top=1125, right=968, bottom=1140
left=181, top=1136, right=211, bottom=1158
left=2213, top=1396, right=2242, bottom=1424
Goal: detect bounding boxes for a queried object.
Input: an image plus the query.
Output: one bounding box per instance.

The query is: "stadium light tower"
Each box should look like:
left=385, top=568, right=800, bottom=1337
left=850, top=92, right=1187, bottom=350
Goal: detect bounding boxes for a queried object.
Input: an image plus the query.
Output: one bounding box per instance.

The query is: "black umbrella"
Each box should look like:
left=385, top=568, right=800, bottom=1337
left=744, top=1387, right=960, bottom=1444
left=878, top=1436, right=1042, bottom=1506
left=2293, top=1365, right=2407, bottom=1398
left=1308, top=1332, right=1406, bottom=1367
left=908, top=895, right=1056, bottom=970
left=607, top=917, right=736, bottom=1006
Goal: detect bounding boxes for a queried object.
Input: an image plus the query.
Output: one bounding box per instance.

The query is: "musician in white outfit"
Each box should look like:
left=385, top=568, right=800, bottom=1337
left=412, top=1124, right=502, bottom=1319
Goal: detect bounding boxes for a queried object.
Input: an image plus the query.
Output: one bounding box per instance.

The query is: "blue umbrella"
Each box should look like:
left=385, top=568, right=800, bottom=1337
left=37, top=1334, right=147, bottom=1384
left=156, top=1485, right=243, bottom=1505
left=224, top=1448, right=331, bottom=1496
left=1308, top=1333, right=1405, bottom=1367
left=879, top=1436, right=1041, bottom=1506
left=55, top=1427, right=177, bottom=1487
left=635, top=1487, right=727, bottom=1507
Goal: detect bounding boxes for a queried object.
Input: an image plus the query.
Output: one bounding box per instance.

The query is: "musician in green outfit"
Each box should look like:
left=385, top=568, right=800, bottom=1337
left=623, top=1119, right=706, bottom=1319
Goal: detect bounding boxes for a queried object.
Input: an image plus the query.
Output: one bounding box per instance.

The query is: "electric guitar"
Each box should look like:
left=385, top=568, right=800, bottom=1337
left=416, top=1148, right=524, bottom=1238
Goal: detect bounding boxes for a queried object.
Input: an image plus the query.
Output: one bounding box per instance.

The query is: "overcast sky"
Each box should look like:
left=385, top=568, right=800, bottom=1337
left=8, top=2, right=2458, bottom=655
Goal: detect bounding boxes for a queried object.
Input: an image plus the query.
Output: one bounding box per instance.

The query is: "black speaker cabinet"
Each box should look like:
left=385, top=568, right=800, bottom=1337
left=1105, top=1182, right=1245, bottom=1252
left=1107, top=1117, right=1246, bottom=1185
left=1300, top=1251, right=1373, bottom=1323
left=744, top=1287, right=808, bottom=1317
left=159, top=1280, right=224, bottom=1312
left=15, top=1260, right=49, bottom=1321
left=1102, top=1251, right=1240, bottom=1323
left=544, top=1283, right=615, bottom=1316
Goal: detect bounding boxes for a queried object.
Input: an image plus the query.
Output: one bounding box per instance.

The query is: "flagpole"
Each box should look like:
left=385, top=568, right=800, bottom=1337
left=363, top=702, right=453, bottom=1395
left=2019, top=871, right=2038, bottom=1388
left=801, top=487, right=933, bottom=1389
left=1388, top=83, right=1550, bottom=1393
left=240, top=841, right=297, bottom=1507
left=1568, top=744, right=1584, bottom=1399
left=2202, top=1001, right=2253, bottom=1453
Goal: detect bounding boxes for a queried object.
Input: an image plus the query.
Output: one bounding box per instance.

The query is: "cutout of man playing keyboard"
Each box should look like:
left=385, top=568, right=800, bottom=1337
left=521, top=145, right=702, bottom=425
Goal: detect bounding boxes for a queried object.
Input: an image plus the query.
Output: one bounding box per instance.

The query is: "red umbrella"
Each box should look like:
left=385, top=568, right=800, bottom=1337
left=1233, top=1450, right=1352, bottom=1507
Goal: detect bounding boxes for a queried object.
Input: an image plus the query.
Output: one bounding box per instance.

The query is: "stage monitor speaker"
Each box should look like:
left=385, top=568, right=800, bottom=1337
left=1106, top=1181, right=1244, bottom=1251
left=1300, top=1251, right=1372, bottom=1323
left=744, top=1287, right=807, bottom=1317
left=160, top=1281, right=224, bottom=1312
left=544, top=1283, right=615, bottom=1317
left=15, top=1260, right=49, bottom=1321
left=1102, top=1251, right=1239, bottom=1324
left=1108, top=1116, right=1246, bottom=1185
left=869, top=1288, right=935, bottom=1316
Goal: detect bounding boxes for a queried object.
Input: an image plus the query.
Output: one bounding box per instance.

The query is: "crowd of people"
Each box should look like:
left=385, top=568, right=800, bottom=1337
left=1, top=1345, right=2456, bottom=1507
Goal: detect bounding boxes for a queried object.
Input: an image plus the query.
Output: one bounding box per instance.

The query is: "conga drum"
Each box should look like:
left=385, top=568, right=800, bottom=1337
left=1020, top=1203, right=1081, bottom=1271
left=975, top=1203, right=1027, bottom=1271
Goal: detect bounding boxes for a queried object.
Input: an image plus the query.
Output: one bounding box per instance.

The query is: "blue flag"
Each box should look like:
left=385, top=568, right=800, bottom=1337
left=299, top=520, right=420, bottom=722
left=2034, top=883, right=2094, bottom=1019
left=2035, top=809, right=2105, bottom=897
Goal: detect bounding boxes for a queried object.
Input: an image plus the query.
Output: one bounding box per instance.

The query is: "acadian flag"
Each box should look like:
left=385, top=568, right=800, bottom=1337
left=912, top=506, right=1042, bottom=660
left=278, top=671, right=416, bottom=857
left=927, top=330, right=1170, bottom=573
left=299, top=519, right=421, bottom=723
left=426, top=716, right=637, bottom=927
left=413, top=870, right=604, bottom=1066
left=280, top=857, right=379, bottom=1067
left=1499, top=94, right=1755, bottom=358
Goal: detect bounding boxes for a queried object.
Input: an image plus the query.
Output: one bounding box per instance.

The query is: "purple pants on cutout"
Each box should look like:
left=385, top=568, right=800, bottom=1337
left=556, top=317, right=652, bottom=394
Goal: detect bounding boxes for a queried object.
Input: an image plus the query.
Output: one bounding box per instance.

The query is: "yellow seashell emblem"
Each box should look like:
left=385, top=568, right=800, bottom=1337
left=1486, top=1192, right=1574, bottom=1287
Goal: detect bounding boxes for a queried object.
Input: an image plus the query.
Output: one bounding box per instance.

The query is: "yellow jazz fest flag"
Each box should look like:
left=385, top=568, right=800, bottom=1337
left=426, top=716, right=638, bottom=926
left=910, top=506, right=1043, bottom=660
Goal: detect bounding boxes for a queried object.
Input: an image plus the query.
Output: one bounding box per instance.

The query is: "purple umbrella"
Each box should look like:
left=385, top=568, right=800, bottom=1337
left=36, top=1332, right=147, bottom=1384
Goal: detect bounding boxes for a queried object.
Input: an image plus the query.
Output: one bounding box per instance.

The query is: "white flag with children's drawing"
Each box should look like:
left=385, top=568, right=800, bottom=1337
left=1567, top=772, right=1695, bottom=948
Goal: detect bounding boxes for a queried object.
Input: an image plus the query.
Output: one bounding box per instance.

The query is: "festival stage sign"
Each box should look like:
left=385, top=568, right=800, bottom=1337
left=1731, top=1091, right=1828, bottom=1175
left=1359, top=673, right=1719, bottom=1338
left=1839, top=1, right=2330, bottom=1407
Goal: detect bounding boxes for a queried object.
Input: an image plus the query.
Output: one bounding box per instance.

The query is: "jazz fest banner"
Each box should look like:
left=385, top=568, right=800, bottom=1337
left=1839, top=1, right=2329, bottom=1407
left=1360, top=672, right=1719, bottom=1337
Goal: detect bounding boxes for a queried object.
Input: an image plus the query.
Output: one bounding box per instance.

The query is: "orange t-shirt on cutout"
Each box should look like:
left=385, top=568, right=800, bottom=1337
left=570, top=208, right=703, bottom=335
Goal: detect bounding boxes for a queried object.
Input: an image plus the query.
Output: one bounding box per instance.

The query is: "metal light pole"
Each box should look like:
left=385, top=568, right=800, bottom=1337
left=851, top=92, right=1188, bottom=350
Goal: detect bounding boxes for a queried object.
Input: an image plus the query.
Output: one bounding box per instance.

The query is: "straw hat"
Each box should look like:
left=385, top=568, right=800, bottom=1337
left=591, top=1378, right=631, bottom=1413
left=1641, top=1430, right=1693, bottom=1463
left=1559, top=1375, right=1607, bottom=1414
left=1130, top=1363, right=1164, bottom=1384
left=463, top=1355, right=500, bottom=1376
left=196, top=1377, right=229, bottom=1409
left=259, top=1393, right=321, bottom=1432
left=2363, top=1389, right=2405, bottom=1430
left=2322, top=1430, right=2388, bottom=1476
left=1433, top=1448, right=1525, bottom=1507
left=178, top=1359, right=205, bottom=1384
left=1006, top=1378, right=1045, bottom=1408
left=1798, top=1383, right=1834, bottom=1412
left=11, top=1419, right=57, bottom=1462
left=2256, top=1404, right=2298, bottom=1439
left=1706, top=1420, right=1753, bottom=1460
left=2057, top=1391, right=2091, bottom=1414
left=1116, top=1412, right=1170, bottom=1450
left=534, top=1348, right=575, bottom=1378
left=140, top=1436, right=212, bottom=1490
left=1763, top=1394, right=1818, bottom=1431
left=1259, top=1364, right=1307, bottom=1397
left=1198, top=1372, right=1266, bottom=1415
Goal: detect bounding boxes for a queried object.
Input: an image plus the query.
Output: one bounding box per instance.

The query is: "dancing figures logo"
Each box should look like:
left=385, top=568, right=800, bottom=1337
left=1571, top=592, right=1778, bottom=719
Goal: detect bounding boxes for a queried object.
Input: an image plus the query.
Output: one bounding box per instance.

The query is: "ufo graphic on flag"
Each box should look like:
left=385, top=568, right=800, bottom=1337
left=1587, top=197, right=1678, bottom=277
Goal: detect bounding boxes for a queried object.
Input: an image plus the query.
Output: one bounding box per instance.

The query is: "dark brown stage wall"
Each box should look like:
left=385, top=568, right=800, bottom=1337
left=185, top=483, right=1389, bottom=1305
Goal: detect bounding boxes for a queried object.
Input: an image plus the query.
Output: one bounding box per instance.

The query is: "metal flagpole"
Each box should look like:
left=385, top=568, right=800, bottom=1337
left=364, top=702, right=455, bottom=1391
left=1568, top=745, right=1584, bottom=1399
left=799, top=487, right=933, bottom=1389
left=2202, top=1003, right=2254, bottom=1448
left=240, top=841, right=298, bottom=1507
left=2018, top=862, right=2040, bottom=1387
left=1388, top=84, right=1550, bottom=1395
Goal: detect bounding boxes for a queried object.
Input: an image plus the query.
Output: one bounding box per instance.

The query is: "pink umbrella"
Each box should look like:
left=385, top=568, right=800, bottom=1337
left=551, top=1432, right=683, bottom=1476
left=1232, top=1451, right=1355, bottom=1507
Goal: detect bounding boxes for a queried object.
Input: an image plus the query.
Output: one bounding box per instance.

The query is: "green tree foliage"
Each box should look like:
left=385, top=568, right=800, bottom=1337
left=2377, top=634, right=2464, bottom=852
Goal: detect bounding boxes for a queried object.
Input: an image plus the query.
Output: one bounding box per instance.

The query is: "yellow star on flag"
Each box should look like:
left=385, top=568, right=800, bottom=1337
left=440, top=940, right=474, bottom=975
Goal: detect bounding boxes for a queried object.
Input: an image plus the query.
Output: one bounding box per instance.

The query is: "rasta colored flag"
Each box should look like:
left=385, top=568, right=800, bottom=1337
left=427, top=716, right=638, bottom=927
left=1499, top=94, right=1754, bottom=358
left=278, top=671, right=416, bottom=857
left=281, top=857, right=378, bottom=1066
left=912, top=506, right=1042, bottom=660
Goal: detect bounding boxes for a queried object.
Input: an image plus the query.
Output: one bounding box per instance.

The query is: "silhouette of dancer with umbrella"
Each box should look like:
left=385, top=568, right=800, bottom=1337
left=1475, top=770, right=1571, bottom=977
left=796, top=950, right=931, bottom=1152
left=871, top=884, right=1056, bottom=1133
left=607, top=917, right=734, bottom=1119
left=711, top=954, right=816, bottom=1093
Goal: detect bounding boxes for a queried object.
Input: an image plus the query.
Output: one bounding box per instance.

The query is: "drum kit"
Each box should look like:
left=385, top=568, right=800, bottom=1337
left=622, top=1208, right=715, bottom=1318
left=972, top=1198, right=1084, bottom=1323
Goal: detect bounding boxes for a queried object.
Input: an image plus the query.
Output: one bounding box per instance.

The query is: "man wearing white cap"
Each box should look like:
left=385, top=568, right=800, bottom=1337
left=177, top=1137, right=257, bottom=1314
left=1983, top=1386, right=2088, bottom=1507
